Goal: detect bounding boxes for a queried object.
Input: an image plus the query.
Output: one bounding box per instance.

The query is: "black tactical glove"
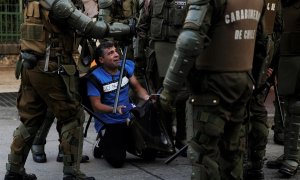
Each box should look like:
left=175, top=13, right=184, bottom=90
left=159, top=88, right=177, bottom=113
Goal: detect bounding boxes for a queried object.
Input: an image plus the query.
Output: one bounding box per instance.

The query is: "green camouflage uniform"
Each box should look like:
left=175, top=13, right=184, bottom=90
left=244, top=0, right=283, bottom=179
left=136, top=0, right=188, bottom=149
left=160, top=0, right=266, bottom=179
left=5, top=0, right=133, bottom=179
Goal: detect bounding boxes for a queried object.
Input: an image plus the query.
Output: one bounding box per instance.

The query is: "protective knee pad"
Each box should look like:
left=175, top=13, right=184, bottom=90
left=187, top=141, right=201, bottom=164
left=60, top=119, right=83, bottom=168
left=11, top=123, right=39, bottom=154
left=188, top=145, right=220, bottom=180
left=7, top=123, right=39, bottom=173
left=187, top=115, right=224, bottom=179
left=191, top=163, right=216, bottom=180
left=187, top=108, right=224, bottom=162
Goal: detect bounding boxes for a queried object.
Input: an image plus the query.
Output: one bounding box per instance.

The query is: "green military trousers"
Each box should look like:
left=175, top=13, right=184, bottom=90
left=247, top=92, right=269, bottom=168
left=277, top=55, right=300, bottom=171
left=6, top=59, right=85, bottom=176
left=186, top=72, right=253, bottom=180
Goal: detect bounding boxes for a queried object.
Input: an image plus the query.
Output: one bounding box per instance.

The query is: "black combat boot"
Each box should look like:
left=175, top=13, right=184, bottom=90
left=266, top=154, right=284, bottom=169
left=31, top=144, right=47, bottom=163
left=266, top=155, right=300, bottom=170
left=4, top=172, right=37, bottom=180
left=278, top=159, right=298, bottom=177
left=32, top=153, right=47, bottom=163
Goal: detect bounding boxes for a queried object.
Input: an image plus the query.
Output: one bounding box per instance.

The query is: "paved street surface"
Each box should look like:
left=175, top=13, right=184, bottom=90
left=0, top=68, right=300, bottom=179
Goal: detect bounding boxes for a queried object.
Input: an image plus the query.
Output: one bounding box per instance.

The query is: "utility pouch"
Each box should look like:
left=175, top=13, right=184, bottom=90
left=60, top=65, right=77, bottom=99
left=173, top=0, right=186, bottom=26
left=150, top=18, right=165, bottom=40
left=21, top=52, right=38, bottom=69
left=20, top=1, right=48, bottom=55
left=189, top=94, right=220, bottom=106
left=15, top=52, right=39, bottom=79
left=150, top=0, right=165, bottom=39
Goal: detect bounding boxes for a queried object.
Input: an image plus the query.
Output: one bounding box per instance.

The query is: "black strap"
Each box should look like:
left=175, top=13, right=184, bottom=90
left=88, top=74, right=104, bottom=95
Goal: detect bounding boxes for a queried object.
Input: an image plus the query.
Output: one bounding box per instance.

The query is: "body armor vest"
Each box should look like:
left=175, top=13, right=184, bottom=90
left=196, top=0, right=264, bottom=71
left=280, top=0, right=300, bottom=55
left=103, top=0, right=137, bottom=23
left=150, top=0, right=187, bottom=42
left=20, top=0, right=80, bottom=61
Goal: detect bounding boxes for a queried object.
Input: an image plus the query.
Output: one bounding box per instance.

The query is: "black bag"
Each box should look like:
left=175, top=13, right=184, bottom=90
left=127, top=100, right=175, bottom=160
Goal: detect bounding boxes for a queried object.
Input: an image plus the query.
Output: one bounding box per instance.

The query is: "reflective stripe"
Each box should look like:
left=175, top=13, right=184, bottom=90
left=103, top=76, right=129, bottom=93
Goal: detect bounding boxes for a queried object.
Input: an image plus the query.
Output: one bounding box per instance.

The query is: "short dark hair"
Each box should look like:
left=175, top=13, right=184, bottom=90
left=93, top=40, right=115, bottom=66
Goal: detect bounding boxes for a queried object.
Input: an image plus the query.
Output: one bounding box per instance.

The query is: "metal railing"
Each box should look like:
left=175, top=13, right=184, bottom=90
left=0, top=1, right=22, bottom=43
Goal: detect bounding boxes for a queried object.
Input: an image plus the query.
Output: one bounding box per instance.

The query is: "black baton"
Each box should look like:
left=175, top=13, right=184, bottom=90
left=164, top=144, right=188, bottom=164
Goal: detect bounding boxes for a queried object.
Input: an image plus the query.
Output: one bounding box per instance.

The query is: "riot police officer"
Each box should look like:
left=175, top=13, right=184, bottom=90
left=267, top=0, right=300, bottom=177
left=244, top=0, right=283, bottom=179
left=160, top=0, right=266, bottom=179
left=135, top=0, right=189, bottom=152
left=4, top=0, right=134, bottom=179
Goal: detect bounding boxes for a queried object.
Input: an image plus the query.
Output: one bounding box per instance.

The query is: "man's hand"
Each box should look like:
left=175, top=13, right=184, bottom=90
left=266, top=68, right=273, bottom=78
left=116, top=105, right=126, bottom=114
left=159, top=89, right=176, bottom=113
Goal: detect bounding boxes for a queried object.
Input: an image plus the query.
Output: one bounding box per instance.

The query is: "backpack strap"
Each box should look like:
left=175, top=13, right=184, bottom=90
left=88, top=73, right=104, bottom=95
left=83, top=69, right=105, bottom=137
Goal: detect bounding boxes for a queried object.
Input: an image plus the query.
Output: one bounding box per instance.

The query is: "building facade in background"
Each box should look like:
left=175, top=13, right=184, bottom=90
left=0, top=0, right=21, bottom=55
